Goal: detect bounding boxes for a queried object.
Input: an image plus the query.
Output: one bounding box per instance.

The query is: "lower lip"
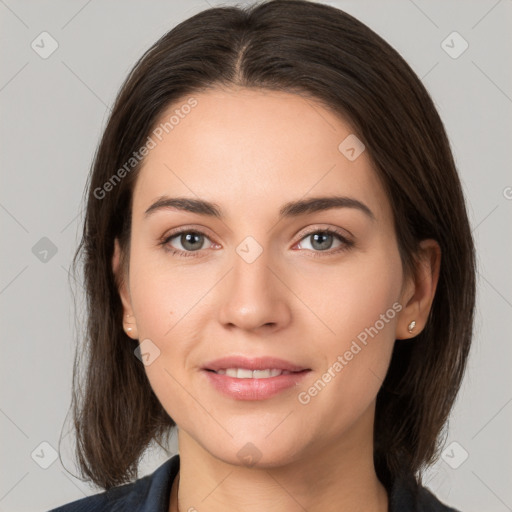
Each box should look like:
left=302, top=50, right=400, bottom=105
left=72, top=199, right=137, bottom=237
left=202, top=370, right=311, bottom=400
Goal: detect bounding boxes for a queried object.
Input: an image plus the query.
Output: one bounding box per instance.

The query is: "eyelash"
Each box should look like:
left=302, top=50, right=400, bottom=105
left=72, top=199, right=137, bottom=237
left=159, top=227, right=354, bottom=259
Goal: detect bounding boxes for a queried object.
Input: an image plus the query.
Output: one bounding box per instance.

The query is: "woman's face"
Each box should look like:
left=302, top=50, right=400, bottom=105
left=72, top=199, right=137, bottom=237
left=114, top=87, right=414, bottom=467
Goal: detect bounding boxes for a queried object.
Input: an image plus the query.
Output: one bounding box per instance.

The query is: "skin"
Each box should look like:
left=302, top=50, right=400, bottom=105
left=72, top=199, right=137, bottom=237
left=112, top=87, right=440, bottom=512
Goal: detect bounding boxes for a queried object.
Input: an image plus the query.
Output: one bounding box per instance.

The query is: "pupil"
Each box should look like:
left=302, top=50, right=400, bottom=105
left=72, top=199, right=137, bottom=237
left=183, top=232, right=202, bottom=251
left=312, top=233, right=332, bottom=250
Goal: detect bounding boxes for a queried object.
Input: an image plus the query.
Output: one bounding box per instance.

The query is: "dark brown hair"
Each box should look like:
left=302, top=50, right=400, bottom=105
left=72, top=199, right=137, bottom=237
left=62, top=0, right=476, bottom=492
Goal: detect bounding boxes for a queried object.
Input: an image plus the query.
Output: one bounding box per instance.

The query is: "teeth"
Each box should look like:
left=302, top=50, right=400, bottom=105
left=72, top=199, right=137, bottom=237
left=216, top=368, right=292, bottom=378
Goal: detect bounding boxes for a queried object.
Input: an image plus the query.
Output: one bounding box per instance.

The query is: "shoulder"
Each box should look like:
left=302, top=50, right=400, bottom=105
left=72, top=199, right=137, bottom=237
left=47, top=454, right=180, bottom=512
left=389, top=473, right=462, bottom=512
left=416, top=485, right=461, bottom=512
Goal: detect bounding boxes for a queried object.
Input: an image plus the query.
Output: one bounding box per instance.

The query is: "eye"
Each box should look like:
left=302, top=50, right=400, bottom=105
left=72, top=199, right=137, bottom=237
left=294, top=228, right=354, bottom=256
left=160, top=226, right=354, bottom=258
left=160, top=229, right=217, bottom=257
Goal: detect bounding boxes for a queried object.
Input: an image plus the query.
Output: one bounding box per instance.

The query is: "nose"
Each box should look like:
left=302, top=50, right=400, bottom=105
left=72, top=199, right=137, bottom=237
left=217, top=249, right=292, bottom=334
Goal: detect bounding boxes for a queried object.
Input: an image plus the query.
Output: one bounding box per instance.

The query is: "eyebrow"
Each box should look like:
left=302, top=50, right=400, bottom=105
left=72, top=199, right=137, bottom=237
left=144, top=195, right=375, bottom=221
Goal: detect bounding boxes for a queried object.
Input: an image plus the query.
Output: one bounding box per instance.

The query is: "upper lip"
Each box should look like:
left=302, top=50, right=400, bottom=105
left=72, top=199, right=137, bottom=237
left=202, top=356, right=310, bottom=372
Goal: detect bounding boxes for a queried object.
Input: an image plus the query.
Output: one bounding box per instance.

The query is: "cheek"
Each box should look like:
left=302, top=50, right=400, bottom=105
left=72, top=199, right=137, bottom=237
left=296, top=247, right=402, bottom=413
left=292, top=244, right=403, bottom=344
left=127, top=249, right=207, bottom=428
left=128, top=244, right=203, bottom=340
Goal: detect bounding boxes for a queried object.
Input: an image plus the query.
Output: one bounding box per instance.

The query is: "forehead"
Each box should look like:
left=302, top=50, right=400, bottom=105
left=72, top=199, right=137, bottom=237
left=133, top=87, right=391, bottom=224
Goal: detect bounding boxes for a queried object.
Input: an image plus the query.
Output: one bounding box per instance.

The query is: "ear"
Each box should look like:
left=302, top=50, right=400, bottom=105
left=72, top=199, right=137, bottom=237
left=396, top=239, right=441, bottom=339
left=112, top=238, right=139, bottom=339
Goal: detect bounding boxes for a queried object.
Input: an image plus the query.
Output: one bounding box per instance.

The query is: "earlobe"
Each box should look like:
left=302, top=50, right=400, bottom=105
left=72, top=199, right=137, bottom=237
left=123, top=313, right=139, bottom=339
left=396, top=239, right=441, bottom=340
left=112, top=238, right=139, bottom=339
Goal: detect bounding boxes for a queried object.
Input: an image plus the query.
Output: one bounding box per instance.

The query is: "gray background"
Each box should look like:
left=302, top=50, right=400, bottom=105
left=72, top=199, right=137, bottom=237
left=1, top=0, right=511, bottom=510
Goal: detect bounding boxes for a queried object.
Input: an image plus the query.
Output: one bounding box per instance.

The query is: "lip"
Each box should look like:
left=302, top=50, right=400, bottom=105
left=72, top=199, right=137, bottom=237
left=201, top=355, right=312, bottom=401
left=202, top=369, right=311, bottom=401
left=202, top=356, right=309, bottom=373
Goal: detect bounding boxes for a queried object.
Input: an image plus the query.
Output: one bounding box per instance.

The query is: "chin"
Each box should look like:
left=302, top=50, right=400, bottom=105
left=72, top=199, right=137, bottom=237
left=205, top=435, right=306, bottom=469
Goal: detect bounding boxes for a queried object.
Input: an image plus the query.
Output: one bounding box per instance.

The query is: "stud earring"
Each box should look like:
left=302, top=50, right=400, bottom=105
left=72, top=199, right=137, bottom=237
left=125, top=314, right=135, bottom=333
left=407, top=320, right=416, bottom=333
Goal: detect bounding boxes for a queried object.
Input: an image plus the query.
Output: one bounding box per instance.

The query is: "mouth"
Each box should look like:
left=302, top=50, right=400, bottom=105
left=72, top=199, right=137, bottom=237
left=202, top=355, right=310, bottom=375
left=204, top=368, right=308, bottom=379
left=201, top=356, right=312, bottom=400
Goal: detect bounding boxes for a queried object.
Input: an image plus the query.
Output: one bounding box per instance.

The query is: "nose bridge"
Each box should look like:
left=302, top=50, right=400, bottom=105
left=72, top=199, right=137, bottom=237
left=233, top=240, right=272, bottom=293
left=217, top=235, right=290, bottom=331
left=233, top=236, right=275, bottom=306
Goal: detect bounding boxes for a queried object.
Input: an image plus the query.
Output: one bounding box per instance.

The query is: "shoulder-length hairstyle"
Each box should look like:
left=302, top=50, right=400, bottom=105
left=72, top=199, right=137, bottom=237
left=63, top=0, right=476, bottom=492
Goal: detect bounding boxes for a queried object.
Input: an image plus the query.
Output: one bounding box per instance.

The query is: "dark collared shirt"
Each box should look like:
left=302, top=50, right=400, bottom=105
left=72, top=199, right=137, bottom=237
left=48, top=454, right=460, bottom=511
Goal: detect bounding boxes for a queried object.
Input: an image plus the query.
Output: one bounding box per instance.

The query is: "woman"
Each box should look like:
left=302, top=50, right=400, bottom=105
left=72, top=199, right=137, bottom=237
left=50, top=0, right=475, bottom=510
